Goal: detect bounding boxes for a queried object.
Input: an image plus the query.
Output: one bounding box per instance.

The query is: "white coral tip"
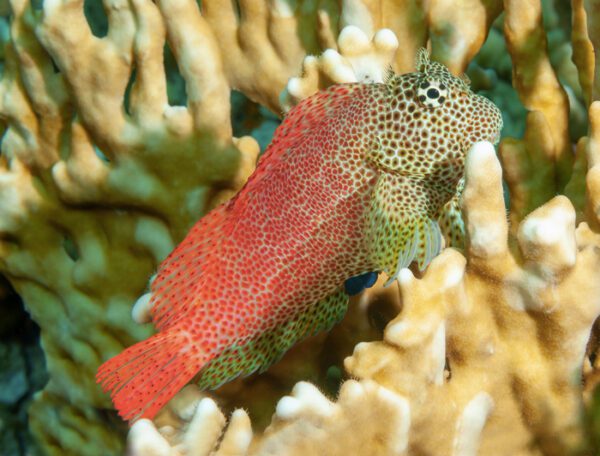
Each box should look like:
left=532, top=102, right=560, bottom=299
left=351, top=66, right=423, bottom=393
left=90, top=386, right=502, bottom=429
left=338, top=25, right=371, bottom=54
left=353, top=341, right=370, bottom=355
left=466, top=141, right=497, bottom=171
left=321, top=49, right=358, bottom=83
left=270, top=0, right=295, bottom=17
left=184, top=398, right=226, bottom=455
left=303, top=55, right=319, bottom=67
left=339, top=379, right=364, bottom=400
left=521, top=216, right=558, bottom=244
left=291, top=381, right=321, bottom=398
left=275, top=396, right=301, bottom=420
left=373, top=28, right=399, bottom=51
left=442, top=264, right=465, bottom=288
left=128, top=419, right=171, bottom=456
left=398, top=268, right=414, bottom=285
left=195, top=397, right=220, bottom=416
left=220, top=409, right=253, bottom=453
left=291, top=382, right=333, bottom=416
left=132, top=293, right=152, bottom=324
left=385, top=320, right=408, bottom=344
left=42, top=0, right=61, bottom=15
left=454, top=392, right=494, bottom=456
left=286, top=77, right=304, bottom=99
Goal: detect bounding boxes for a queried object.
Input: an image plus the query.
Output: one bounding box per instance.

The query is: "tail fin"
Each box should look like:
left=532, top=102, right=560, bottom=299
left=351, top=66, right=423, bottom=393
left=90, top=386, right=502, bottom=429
left=96, top=330, right=205, bottom=422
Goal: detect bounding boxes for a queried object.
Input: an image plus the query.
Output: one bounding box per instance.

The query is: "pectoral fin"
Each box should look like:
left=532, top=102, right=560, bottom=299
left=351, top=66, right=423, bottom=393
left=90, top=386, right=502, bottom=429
left=344, top=271, right=379, bottom=295
left=367, top=174, right=443, bottom=283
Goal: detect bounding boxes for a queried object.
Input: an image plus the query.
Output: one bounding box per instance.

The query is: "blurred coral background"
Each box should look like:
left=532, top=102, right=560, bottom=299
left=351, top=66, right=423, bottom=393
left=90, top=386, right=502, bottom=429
left=1, top=0, right=600, bottom=455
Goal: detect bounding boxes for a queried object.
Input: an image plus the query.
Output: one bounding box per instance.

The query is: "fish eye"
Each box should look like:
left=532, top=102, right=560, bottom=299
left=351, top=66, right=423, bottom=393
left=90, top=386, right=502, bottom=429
left=416, top=79, right=448, bottom=109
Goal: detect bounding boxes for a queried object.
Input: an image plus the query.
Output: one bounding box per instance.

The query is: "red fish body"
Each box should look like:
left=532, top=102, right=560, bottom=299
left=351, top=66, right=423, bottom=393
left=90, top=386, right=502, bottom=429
left=97, top=51, right=503, bottom=422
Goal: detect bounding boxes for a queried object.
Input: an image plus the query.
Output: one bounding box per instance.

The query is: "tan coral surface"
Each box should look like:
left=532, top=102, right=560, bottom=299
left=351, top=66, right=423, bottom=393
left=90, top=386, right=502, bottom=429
left=126, top=137, right=600, bottom=456
left=1, top=0, right=255, bottom=453
left=2, top=0, right=600, bottom=455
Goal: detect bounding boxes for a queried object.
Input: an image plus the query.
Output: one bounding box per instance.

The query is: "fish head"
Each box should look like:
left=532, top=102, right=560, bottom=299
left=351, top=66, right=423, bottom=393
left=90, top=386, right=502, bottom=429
left=377, top=50, right=503, bottom=187
left=410, top=49, right=503, bottom=147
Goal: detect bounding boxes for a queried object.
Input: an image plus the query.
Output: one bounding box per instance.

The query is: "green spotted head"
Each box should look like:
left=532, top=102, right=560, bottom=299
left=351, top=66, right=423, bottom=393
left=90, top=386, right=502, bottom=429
left=362, top=49, right=503, bottom=277
left=374, top=49, right=503, bottom=189
left=413, top=49, right=502, bottom=143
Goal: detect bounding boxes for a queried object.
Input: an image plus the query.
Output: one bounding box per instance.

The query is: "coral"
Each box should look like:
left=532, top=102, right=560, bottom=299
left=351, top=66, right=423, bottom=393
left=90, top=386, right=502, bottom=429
left=127, top=381, right=410, bottom=456
left=280, top=26, right=399, bottom=110
left=498, top=1, right=575, bottom=242
left=2, top=0, right=600, bottom=455
left=126, top=140, right=600, bottom=455
left=0, top=0, right=254, bottom=453
left=347, top=141, right=600, bottom=456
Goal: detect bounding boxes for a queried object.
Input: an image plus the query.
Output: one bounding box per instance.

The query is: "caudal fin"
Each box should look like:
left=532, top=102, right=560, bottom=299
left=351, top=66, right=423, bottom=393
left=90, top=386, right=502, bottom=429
left=96, top=330, right=205, bottom=422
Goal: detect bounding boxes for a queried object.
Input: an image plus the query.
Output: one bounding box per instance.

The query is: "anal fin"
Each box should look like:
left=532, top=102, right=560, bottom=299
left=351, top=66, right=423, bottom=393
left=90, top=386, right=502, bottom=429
left=196, top=289, right=349, bottom=389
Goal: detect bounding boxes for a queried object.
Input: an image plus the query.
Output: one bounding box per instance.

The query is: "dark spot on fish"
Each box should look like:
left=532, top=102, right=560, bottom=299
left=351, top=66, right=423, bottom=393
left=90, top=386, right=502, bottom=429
left=427, top=88, right=440, bottom=99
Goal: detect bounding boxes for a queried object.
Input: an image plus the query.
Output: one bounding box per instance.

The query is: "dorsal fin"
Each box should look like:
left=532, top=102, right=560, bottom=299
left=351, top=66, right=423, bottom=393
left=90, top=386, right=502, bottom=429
left=242, top=84, right=364, bottom=192
left=149, top=204, right=229, bottom=331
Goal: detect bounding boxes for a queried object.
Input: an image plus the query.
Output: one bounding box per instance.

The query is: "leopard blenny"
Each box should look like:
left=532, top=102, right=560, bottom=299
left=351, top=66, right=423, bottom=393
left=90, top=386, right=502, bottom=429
left=97, top=49, right=502, bottom=422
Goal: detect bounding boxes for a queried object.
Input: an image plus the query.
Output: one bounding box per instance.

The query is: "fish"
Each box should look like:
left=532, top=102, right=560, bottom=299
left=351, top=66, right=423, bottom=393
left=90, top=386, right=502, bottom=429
left=96, top=49, right=503, bottom=422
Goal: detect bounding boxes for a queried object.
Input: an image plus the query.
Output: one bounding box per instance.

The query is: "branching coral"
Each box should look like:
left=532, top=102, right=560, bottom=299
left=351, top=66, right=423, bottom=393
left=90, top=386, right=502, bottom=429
left=280, top=26, right=399, bottom=110
left=0, top=0, right=254, bottom=453
left=349, top=141, right=600, bottom=455
left=499, top=0, right=573, bottom=229
left=125, top=138, right=600, bottom=455
left=2, top=0, right=600, bottom=455
left=124, top=4, right=600, bottom=455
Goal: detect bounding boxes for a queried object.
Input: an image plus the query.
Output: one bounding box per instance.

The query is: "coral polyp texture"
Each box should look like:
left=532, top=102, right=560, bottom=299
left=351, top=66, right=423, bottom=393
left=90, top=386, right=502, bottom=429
left=1, top=0, right=600, bottom=455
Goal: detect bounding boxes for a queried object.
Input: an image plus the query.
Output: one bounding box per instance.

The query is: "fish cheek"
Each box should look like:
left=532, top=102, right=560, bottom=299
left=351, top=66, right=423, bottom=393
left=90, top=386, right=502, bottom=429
left=467, top=95, right=503, bottom=144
